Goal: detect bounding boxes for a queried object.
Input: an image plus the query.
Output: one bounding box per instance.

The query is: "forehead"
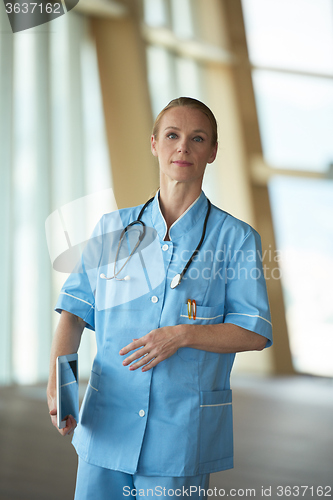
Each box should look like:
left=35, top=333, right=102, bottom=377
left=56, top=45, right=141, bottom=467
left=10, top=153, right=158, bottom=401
left=159, top=106, right=212, bottom=134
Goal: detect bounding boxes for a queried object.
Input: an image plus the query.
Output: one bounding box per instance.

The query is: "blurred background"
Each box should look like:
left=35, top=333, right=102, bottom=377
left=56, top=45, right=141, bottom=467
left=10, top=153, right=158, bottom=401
left=0, top=0, right=332, bottom=498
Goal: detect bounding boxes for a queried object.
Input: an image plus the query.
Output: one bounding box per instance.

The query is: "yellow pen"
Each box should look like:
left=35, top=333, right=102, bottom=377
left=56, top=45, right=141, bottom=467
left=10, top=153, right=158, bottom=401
left=187, top=299, right=197, bottom=320
left=187, top=299, right=192, bottom=319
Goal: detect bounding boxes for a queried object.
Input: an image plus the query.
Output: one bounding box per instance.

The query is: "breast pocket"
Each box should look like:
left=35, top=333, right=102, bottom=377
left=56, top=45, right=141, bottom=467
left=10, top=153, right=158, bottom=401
left=177, top=303, right=224, bottom=361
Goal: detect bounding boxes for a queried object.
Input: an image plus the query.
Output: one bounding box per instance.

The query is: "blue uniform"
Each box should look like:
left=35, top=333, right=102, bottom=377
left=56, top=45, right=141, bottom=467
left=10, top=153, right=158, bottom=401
left=55, top=191, right=272, bottom=478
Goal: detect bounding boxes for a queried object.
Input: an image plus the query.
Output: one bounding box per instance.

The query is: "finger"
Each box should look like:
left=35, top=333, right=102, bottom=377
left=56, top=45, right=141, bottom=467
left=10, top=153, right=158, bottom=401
left=51, top=415, right=58, bottom=429
left=49, top=407, right=58, bottom=426
left=122, top=347, right=148, bottom=366
left=66, top=417, right=77, bottom=436
left=63, top=416, right=77, bottom=436
left=128, top=352, right=155, bottom=371
left=119, top=339, right=144, bottom=356
left=141, top=356, right=161, bottom=372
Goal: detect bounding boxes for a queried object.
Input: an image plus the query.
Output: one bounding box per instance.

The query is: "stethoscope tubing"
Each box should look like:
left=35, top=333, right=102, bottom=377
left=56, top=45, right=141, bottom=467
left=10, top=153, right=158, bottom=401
left=178, top=199, right=211, bottom=281
left=100, top=196, right=211, bottom=288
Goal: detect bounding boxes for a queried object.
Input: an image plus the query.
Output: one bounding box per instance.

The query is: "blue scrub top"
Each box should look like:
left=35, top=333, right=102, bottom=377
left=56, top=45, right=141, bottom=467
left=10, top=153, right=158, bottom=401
left=55, top=191, right=272, bottom=477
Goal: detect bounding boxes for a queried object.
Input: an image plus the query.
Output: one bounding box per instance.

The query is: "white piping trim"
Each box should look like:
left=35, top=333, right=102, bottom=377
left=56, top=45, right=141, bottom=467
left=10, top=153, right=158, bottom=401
left=180, top=314, right=224, bottom=320
left=60, top=381, right=76, bottom=388
left=156, top=194, right=169, bottom=241
left=60, top=292, right=94, bottom=309
left=89, top=382, right=98, bottom=392
left=157, top=191, right=202, bottom=241
left=226, top=312, right=272, bottom=326
left=168, top=193, right=201, bottom=231
left=200, top=402, right=232, bottom=408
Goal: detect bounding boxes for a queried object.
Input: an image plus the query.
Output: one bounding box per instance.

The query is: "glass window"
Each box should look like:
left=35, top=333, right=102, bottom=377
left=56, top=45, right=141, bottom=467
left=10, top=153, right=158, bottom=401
left=175, top=57, right=202, bottom=100
left=170, top=0, right=195, bottom=39
left=242, top=0, right=333, bottom=377
left=12, top=33, right=39, bottom=383
left=146, top=46, right=177, bottom=118
left=145, top=0, right=202, bottom=118
left=269, top=176, right=333, bottom=377
left=143, top=0, right=169, bottom=28
left=253, top=70, right=333, bottom=172
left=242, top=0, right=333, bottom=74
left=146, top=46, right=203, bottom=119
left=0, top=11, right=111, bottom=385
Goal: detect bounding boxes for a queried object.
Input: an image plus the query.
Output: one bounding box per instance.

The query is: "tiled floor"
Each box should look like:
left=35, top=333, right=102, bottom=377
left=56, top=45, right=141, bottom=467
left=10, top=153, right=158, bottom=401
left=0, top=375, right=332, bottom=499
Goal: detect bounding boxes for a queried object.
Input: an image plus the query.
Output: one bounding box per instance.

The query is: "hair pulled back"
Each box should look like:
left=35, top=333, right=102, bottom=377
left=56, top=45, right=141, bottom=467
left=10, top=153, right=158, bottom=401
left=152, top=97, right=218, bottom=145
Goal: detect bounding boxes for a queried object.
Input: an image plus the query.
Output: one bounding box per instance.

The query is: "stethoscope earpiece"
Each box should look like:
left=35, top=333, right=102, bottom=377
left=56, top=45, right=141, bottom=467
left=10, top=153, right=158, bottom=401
left=100, top=273, right=131, bottom=281
left=99, top=197, right=211, bottom=287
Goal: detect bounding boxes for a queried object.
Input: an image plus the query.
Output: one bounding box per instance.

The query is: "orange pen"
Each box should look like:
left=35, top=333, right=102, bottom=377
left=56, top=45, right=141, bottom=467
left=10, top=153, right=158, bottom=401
left=192, top=299, right=197, bottom=320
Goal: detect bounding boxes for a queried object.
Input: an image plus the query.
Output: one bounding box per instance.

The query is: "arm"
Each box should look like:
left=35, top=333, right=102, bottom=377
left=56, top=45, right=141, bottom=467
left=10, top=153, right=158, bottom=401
left=181, top=322, right=267, bottom=352
left=120, top=322, right=267, bottom=372
left=47, top=310, right=85, bottom=436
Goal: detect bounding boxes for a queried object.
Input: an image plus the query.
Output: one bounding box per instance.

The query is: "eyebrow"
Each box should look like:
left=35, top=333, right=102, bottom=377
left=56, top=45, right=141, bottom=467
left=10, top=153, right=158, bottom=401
left=164, top=126, right=209, bottom=136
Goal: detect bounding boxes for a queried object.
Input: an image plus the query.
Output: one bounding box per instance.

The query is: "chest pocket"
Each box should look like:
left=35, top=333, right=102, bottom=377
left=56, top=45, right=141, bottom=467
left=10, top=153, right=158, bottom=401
left=177, top=303, right=224, bottom=361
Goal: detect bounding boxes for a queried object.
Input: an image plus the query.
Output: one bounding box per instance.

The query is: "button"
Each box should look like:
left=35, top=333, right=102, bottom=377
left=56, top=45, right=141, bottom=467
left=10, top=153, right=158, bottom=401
left=139, top=409, right=145, bottom=417
left=151, top=296, right=158, bottom=303
left=162, top=244, right=169, bottom=251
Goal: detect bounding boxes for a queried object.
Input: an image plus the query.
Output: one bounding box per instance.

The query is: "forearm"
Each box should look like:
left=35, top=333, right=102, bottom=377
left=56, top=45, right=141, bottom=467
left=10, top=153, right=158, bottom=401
left=47, top=310, right=85, bottom=399
left=121, top=322, right=267, bottom=372
left=179, top=322, right=267, bottom=353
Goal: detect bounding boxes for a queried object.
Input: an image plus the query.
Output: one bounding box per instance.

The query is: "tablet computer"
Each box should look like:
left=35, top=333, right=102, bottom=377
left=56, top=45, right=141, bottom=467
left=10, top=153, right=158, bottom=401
left=56, top=353, right=79, bottom=429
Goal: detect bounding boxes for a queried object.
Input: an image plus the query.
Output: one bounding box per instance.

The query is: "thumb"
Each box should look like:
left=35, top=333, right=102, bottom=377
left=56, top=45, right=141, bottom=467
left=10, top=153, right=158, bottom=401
left=49, top=408, right=57, bottom=416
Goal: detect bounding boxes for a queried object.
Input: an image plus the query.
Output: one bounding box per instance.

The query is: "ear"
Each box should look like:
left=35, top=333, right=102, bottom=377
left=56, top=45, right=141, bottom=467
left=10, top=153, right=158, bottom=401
left=151, top=135, right=159, bottom=157
left=207, top=142, right=218, bottom=164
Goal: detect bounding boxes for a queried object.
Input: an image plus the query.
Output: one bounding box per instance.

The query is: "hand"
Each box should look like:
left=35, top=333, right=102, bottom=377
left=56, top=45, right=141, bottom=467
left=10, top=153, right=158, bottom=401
left=47, top=394, right=77, bottom=436
left=119, top=325, right=184, bottom=372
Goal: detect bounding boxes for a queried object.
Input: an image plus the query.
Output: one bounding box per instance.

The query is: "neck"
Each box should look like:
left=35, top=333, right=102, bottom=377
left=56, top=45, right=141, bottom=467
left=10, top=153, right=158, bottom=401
left=159, top=180, right=202, bottom=237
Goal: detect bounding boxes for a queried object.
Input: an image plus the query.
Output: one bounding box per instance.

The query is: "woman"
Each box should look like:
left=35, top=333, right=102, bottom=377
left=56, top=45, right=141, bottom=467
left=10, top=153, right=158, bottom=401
left=47, top=97, right=272, bottom=499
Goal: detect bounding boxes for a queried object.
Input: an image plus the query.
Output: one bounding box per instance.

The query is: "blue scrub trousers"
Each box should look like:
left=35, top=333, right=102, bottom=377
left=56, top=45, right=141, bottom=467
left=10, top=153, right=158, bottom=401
left=74, top=457, right=210, bottom=499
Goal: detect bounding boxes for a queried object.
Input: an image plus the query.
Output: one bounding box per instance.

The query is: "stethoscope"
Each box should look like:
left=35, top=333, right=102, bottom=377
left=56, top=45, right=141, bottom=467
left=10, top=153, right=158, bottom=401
left=100, top=196, right=211, bottom=289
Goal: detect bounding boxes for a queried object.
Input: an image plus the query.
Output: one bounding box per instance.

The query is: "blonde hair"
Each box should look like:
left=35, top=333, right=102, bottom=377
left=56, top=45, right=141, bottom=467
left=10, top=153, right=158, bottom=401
left=152, top=97, right=218, bottom=145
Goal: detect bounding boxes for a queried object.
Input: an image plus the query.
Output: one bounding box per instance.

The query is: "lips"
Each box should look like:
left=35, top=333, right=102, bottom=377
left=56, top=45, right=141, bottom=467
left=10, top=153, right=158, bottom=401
left=172, top=161, right=193, bottom=166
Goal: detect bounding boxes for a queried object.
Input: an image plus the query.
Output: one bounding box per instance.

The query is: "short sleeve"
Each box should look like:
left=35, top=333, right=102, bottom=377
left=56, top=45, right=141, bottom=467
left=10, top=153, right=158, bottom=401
left=54, top=216, right=104, bottom=331
left=224, top=229, right=273, bottom=347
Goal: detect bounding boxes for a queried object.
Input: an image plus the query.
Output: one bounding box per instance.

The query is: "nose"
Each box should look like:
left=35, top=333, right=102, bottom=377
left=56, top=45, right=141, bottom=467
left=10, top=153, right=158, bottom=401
left=177, top=138, right=190, bottom=154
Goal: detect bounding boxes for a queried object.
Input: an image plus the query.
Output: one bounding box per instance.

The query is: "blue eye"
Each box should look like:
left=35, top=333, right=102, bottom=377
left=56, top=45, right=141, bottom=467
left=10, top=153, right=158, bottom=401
left=193, top=136, right=204, bottom=142
left=167, top=133, right=178, bottom=139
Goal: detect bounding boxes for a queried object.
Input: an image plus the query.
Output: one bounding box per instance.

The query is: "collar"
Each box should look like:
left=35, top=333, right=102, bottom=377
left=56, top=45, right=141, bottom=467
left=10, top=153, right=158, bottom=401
left=150, top=190, right=208, bottom=241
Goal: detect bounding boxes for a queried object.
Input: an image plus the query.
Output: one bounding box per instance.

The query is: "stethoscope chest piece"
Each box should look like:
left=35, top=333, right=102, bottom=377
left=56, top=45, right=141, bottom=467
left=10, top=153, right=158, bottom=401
left=170, top=273, right=182, bottom=289
left=100, top=196, right=211, bottom=287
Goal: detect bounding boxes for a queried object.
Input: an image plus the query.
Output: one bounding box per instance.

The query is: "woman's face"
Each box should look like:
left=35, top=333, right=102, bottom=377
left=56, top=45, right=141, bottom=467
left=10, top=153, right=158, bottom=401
left=151, top=106, right=217, bottom=188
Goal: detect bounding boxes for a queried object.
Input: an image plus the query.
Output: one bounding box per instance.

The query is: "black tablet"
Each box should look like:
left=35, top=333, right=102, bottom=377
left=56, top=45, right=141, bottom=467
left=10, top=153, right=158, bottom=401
left=56, top=353, right=79, bottom=429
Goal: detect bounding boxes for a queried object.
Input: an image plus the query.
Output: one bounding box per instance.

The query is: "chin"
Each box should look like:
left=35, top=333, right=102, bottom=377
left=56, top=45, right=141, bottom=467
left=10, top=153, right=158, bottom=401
left=161, top=167, right=204, bottom=185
